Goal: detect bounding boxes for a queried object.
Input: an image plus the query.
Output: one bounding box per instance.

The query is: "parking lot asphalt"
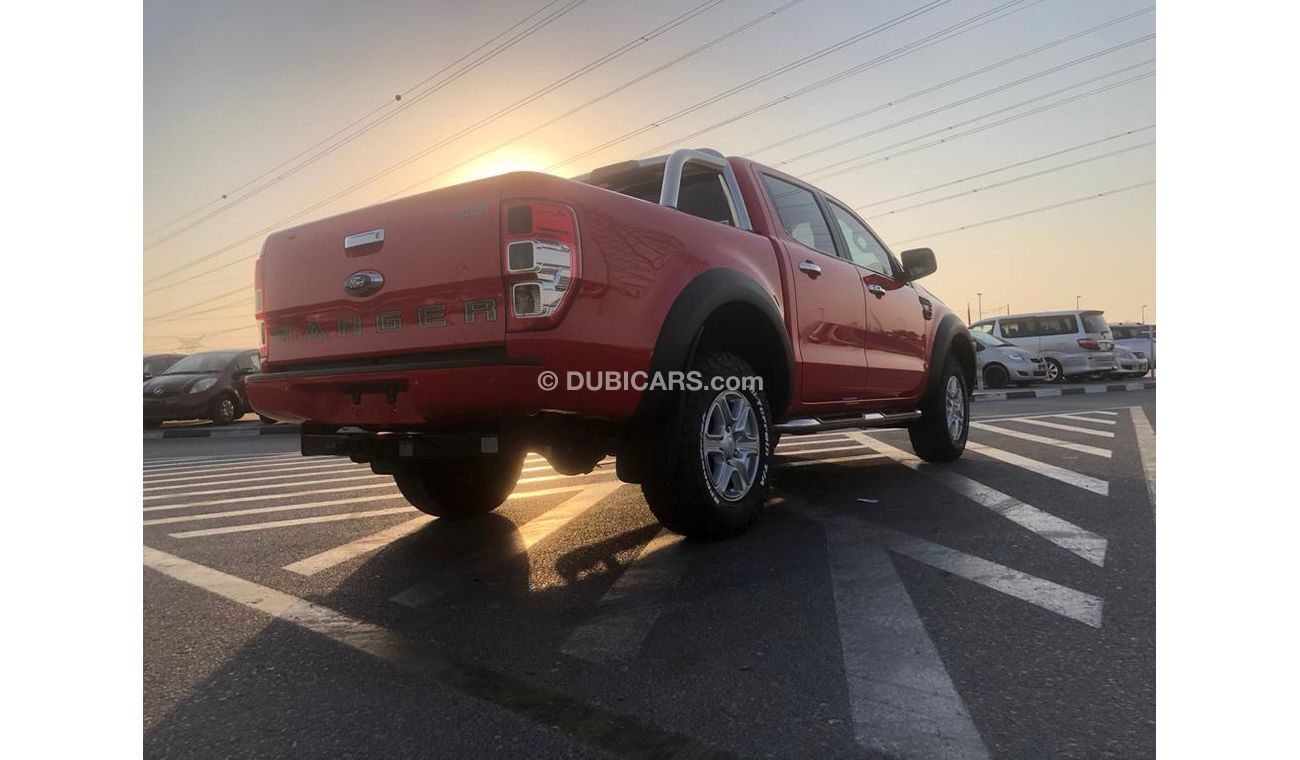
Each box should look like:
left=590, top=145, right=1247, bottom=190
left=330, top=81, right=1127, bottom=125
left=143, top=390, right=1156, bottom=759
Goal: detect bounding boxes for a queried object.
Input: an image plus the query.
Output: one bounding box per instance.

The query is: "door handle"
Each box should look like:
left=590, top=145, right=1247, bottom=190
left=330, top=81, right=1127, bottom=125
left=798, top=261, right=822, bottom=278
left=866, top=282, right=886, bottom=298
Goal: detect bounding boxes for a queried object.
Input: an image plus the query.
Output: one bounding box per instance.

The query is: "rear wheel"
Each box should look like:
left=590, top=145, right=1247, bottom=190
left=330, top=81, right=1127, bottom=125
left=393, top=449, right=526, bottom=518
left=642, top=351, right=773, bottom=540
left=1044, top=358, right=1065, bottom=384
left=982, top=364, right=1009, bottom=389
left=909, top=356, right=970, bottom=463
left=210, top=394, right=239, bottom=425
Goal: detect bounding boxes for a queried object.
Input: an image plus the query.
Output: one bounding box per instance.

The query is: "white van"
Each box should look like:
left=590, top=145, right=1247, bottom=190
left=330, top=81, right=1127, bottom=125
left=971, top=310, right=1115, bottom=383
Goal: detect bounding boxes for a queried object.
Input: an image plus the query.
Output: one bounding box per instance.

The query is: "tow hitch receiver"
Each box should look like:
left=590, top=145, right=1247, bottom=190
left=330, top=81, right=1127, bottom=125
left=301, top=429, right=502, bottom=462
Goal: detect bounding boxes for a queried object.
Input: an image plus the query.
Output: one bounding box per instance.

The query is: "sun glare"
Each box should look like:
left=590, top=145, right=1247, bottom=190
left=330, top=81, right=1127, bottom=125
left=448, top=149, right=558, bottom=186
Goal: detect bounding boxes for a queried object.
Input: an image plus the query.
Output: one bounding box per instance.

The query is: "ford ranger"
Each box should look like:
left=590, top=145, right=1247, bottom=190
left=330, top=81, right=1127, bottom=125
left=247, top=148, right=974, bottom=539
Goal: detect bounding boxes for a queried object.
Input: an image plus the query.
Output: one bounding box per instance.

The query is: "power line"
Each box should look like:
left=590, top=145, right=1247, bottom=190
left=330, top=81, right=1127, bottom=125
left=541, top=0, right=964, bottom=172
left=774, top=33, right=1153, bottom=168
left=803, top=64, right=1156, bottom=183
left=889, top=179, right=1155, bottom=244
left=142, top=0, right=728, bottom=291
left=144, top=285, right=248, bottom=324
left=383, top=0, right=809, bottom=200
left=747, top=6, right=1152, bottom=157
left=143, top=0, right=585, bottom=248
left=854, top=125, right=1154, bottom=210
left=640, top=0, right=1054, bottom=156
left=866, top=139, right=1154, bottom=218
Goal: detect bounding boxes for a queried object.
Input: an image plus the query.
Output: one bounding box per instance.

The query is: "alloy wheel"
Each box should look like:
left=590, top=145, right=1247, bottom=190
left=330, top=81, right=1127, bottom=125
left=700, top=390, right=762, bottom=502
left=944, top=374, right=965, bottom=442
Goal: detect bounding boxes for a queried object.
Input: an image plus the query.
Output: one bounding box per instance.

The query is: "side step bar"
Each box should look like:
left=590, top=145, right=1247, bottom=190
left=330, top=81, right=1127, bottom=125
left=775, top=410, right=922, bottom=435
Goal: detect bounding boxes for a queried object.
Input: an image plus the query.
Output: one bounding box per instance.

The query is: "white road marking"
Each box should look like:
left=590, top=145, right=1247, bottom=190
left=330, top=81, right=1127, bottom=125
left=972, top=405, right=1132, bottom=423
left=970, top=422, right=1111, bottom=458
left=852, top=434, right=1106, bottom=566
left=1054, top=414, right=1117, bottom=426
left=775, top=444, right=868, bottom=458
left=143, top=473, right=387, bottom=500
left=170, top=507, right=415, bottom=537
left=284, top=515, right=435, bottom=575
left=1080, top=410, right=1119, bottom=416
left=144, top=494, right=404, bottom=526
left=560, top=530, right=689, bottom=664
left=522, top=458, right=613, bottom=475
left=776, top=433, right=852, bottom=445
left=805, top=506, right=1103, bottom=627
left=142, top=452, right=301, bottom=472
left=1130, top=406, right=1156, bottom=510
left=143, top=458, right=356, bottom=481
left=823, top=536, right=990, bottom=759
left=392, top=482, right=625, bottom=607
left=143, top=451, right=300, bottom=466
left=776, top=440, right=856, bottom=453
left=779, top=453, right=888, bottom=468
left=144, top=468, right=373, bottom=492
left=1012, top=418, right=1115, bottom=438
left=144, top=460, right=363, bottom=485
left=517, top=469, right=616, bottom=486
left=966, top=443, right=1109, bottom=496
left=143, top=483, right=397, bottom=511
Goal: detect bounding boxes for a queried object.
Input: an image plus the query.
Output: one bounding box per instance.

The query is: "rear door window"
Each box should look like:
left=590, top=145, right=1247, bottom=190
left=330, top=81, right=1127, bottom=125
left=999, top=318, right=1036, bottom=339
left=760, top=175, right=838, bottom=256
left=826, top=201, right=893, bottom=275
left=1036, top=315, right=1079, bottom=336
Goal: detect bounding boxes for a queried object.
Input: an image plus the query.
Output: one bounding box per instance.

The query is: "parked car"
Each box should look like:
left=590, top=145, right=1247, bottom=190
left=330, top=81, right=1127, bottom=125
left=247, top=148, right=976, bottom=540
left=1110, top=322, right=1156, bottom=369
left=143, top=353, right=186, bottom=381
left=1111, top=344, right=1150, bottom=379
left=144, top=349, right=261, bottom=428
left=971, top=309, right=1115, bottom=383
left=971, top=331, right=1046, bottom=388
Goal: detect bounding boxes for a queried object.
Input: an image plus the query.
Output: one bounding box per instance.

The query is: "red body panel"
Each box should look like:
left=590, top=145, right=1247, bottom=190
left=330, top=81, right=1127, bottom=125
left=247, top=158, right=955, bottom=429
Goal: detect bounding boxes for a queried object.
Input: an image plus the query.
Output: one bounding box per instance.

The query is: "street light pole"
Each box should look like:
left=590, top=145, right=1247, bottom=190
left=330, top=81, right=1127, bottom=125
left=1076, top=294, right=1082, bottom=309
left=1141, top=304, right=1147, bottom=324
left=977, top=292, right=983, bottom=320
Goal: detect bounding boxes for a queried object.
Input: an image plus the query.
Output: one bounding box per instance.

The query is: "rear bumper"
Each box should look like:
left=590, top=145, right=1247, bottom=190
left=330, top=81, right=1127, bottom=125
left=246, top=361, right=546, bottom=427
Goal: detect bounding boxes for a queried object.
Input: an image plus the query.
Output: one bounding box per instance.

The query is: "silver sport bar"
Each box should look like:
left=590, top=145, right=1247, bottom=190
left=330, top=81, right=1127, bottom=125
left=657, top=148, right=753, bottom=231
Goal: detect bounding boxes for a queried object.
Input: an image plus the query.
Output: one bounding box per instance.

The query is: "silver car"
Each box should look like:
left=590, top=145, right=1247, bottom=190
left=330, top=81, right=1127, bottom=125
left=971, top=331, right=1047, bottom=388
left=1111, top=344, right=1150, bottom=379
left=971, top=309, right=1115, bottom=383
left=1111, top=322, right=1156, bottom=369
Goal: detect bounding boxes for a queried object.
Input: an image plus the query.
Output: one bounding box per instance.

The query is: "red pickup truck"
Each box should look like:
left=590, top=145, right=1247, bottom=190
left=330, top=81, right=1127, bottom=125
left=248, top=149, right=974, bottom=539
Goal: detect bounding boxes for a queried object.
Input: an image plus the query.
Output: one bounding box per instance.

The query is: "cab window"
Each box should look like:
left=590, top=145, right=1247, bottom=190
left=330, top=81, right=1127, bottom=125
left=971, top=323, right=994, bottom=334
left=760, top=175, right=837, bottom=256
left=827, top=201, right=892, bottom=276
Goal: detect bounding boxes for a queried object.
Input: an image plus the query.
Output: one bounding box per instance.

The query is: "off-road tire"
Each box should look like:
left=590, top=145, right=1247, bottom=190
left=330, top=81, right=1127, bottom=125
left=393, top=449, right=527, bottom=518
left=210, top=393, right=239, bottom=425
left=641, top=351, right=773, bottom=540
left=909, top=355, right=970, bottom=463
left=982, top=364, right=1009, bottom=389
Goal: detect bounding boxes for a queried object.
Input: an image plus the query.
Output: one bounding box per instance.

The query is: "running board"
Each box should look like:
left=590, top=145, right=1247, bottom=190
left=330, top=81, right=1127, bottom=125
left=776, top=410, right=922, bottom=435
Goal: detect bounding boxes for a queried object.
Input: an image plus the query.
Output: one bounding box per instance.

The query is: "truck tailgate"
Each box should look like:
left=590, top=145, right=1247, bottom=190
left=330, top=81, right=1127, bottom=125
left=259, top=177, right=504, bottom=366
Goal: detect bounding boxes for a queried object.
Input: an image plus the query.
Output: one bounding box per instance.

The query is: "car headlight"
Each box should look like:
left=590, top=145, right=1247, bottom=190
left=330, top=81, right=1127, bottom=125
left=1009, top=353, right=1029, bottom=362
left=189, top=378, right=218, bottom=394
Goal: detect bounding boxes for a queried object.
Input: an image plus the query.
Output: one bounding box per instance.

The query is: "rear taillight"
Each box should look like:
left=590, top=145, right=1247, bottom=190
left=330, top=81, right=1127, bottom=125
left=1077, top=338, right=1101, bottom=351
left=502, top=201, right=579, bottom=331
left=254, top=255, right=267, bottom=359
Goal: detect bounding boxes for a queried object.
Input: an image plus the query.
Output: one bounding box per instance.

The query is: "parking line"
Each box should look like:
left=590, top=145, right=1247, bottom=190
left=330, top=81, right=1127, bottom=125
left=143, top=473, right=387, bottom=500
left=1009, top=418, right=1115, bottom=439
left=776, top=439, right=855, bottom=453
left=284, top=515, right=435, bottom=575
left=853, top=434, right=1107, bottom=566
left=970, top=422, right=1111, bottom=458
left=143, top=452, right=301, bottom=472
left=143, top=458, right=356, bottom=481
left=561, top=530, right=688, bottom=664
left=1131, top=406, right=1156, bottom=511
left=144, top=460, right=363, bottom=485
left=1054, top=414, right=1117, bottom=426
left=779, top=453, right=888, bottom=468
left=170, top=507, right=415, bottom=537
left=142, top=546, right=720, bottom=757
left=517, top=469, right=616, bottom=486
left=144, top=494, right=404, bottom=526
left=143, top=483, right=397, bottom=511
left=966, top=443, right=1110, bottom=496
left=1083, top=410, right=1119, bottom=416
left=144, top=468, right=373, bottom=492
left=972, top=405, right=1133, bottom=423
left=143, top=451, right=299, bottom=466
left=775, top=443, right=868, bottom=458
left=823, top=537, right=991, bottom=759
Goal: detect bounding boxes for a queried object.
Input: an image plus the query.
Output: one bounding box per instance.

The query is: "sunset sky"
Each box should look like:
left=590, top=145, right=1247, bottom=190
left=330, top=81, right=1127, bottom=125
left=143, top=0, right=1155, bottom=353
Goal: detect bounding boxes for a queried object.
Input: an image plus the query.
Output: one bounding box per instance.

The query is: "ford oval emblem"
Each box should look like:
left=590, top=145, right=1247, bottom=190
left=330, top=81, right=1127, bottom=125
left=344, top=270, right=384, bottom=297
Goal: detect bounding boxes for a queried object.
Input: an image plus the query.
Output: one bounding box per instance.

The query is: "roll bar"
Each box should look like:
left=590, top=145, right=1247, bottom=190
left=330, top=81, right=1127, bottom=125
left=576, top=148, right=754, bottom=232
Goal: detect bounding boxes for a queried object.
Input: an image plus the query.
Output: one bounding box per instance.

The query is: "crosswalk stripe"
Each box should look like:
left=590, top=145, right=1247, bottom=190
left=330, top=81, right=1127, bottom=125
left=392, top=482, right=626, bottom=607
left=1012, top=418, right=1115, bottom=438
left=145, top=461, right=364, bottom=485
left=776, top=433, right=852, bottom=445
left=284, top=516, right=435, bottom=575
left=823, top=537, right=991, bottom=758
left=970, top=422, right=1111, bottom=458
left=852, top=434, right=1106, bottom=566
left=776, top=443, right=867, bottom=457
left=1054, top=414, right=1117, bottom=426
left=143, top=473, right=387, bottom=500
left=1131, top=406, right=1156, bottom=511
left=561, top=530, right=688, bottom=664
left=517, top=469, right=616, bottom=486
left=966, top=443, right=1109, bottom=496
left=144, top=483, right=396, bottom=511
left=779, top=453, right=887, bottom=468
left=143, top=452, right=301, bottom=472
left=170, top=507, right=415, bottom=537
left=144, top=494, right=404, bottom=526
left=143, top=451, right=299, bottom=466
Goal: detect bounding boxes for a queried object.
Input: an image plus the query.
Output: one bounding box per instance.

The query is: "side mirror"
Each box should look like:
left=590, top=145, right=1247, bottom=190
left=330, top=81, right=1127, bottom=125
left=900, top=247, right=937, bottom=281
